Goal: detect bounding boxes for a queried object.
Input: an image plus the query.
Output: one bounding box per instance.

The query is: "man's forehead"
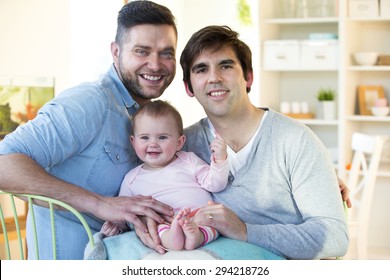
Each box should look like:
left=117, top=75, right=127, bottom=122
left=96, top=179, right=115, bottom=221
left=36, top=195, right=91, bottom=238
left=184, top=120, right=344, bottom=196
left=124, top=24, right=177, bottom=47
left=192, top=47, right=236, bottom=65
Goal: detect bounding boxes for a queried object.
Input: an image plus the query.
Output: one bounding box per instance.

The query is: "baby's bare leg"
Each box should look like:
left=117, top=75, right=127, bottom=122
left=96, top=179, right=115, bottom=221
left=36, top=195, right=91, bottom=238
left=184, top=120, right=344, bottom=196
left=181, top=219, right=204, bottom=250
left=160, top=208, right=190, bottom=250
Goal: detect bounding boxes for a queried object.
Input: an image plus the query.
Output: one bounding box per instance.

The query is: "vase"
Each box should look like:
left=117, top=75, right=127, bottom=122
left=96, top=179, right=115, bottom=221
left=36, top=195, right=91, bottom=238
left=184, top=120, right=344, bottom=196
left=319, top=101, right=336, bottom=120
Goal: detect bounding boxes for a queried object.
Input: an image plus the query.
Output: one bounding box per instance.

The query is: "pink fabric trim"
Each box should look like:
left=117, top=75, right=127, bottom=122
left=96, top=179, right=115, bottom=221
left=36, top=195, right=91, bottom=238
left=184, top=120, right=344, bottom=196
left=199, top=226, right=219, bottom=247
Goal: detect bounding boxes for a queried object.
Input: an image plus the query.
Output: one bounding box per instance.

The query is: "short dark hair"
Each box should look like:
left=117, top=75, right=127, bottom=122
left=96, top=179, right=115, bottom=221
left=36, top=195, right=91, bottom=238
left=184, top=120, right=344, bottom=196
left=132, top=100, right=183, bottom=136
left=115, top=0, right=177, bottom=46
left=180, top=25, right=253, bottom=93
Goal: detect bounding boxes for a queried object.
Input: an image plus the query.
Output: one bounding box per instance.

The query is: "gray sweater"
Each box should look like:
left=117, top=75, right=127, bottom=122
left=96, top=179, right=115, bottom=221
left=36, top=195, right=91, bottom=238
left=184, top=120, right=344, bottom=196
left=184, top=109, right=348, bottom=259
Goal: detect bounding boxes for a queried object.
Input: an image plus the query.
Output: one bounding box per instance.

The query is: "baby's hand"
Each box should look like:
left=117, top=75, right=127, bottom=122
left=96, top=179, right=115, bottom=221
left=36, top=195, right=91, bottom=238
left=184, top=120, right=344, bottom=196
left=210, top=133, right=227, bottom=163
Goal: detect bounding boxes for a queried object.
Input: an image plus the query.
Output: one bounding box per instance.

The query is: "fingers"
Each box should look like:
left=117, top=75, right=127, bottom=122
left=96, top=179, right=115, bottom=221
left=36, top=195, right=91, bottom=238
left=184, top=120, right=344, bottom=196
left=99, top=196, right=174, bottom=235
left=121, top=196, right=174, bottom=226
left=161, top=214, right=173, bottom=224
left=135, top=224, right=166, bottom=254
left=210, top=139, right=227, bottom=162
left=126, top=214, right=149, bottom=233
left=341, top=188, right=352, bottom=208
left=137, top=216, right=164, bottom=254
left=146, top=217, right=161, bottom=247
left=192, top=203, right=247, bottom=241
left=192, top=202, right=220, bottom=226
left=132, top=195, right=174, bottom=218
left=338, top=178, right=352, bottom=208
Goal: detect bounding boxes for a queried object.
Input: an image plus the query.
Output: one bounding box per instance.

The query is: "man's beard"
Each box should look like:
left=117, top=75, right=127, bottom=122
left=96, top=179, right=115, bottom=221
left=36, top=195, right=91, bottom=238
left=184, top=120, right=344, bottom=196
left=117, top=62, right=172, bottom=101
left=121, top=71, right=147, bottom=100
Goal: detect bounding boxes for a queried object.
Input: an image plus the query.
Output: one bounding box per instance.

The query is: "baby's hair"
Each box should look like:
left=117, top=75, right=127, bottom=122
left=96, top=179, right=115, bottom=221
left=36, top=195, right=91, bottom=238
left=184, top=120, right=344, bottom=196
left=131, top=100, right=184, bottom=136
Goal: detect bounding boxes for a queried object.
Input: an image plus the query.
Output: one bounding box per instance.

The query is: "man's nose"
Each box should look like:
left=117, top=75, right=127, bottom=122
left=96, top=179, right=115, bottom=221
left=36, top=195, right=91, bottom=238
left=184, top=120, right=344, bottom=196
left=208, top=68, right=222, bottom=83
left=147, top=53, right=161, bottom=71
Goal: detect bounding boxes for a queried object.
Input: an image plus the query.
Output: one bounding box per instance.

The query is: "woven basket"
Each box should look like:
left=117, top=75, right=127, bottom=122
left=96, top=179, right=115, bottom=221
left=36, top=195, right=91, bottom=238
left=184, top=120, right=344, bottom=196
left=378, top=55, right=390, bottom=66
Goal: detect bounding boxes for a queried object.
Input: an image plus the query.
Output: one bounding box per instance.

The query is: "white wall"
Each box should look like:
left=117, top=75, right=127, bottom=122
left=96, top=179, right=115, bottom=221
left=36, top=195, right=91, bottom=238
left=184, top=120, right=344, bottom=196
left=68, top=0, right=122, bottom=89
left=0, top=0, right=122, bottom=93
left=0, top=0, right=71, bottom=92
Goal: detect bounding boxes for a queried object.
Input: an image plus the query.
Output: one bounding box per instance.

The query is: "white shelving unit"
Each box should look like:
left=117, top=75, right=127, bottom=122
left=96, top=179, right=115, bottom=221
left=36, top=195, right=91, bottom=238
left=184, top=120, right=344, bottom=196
left=258, top=0, right=390, bottom=258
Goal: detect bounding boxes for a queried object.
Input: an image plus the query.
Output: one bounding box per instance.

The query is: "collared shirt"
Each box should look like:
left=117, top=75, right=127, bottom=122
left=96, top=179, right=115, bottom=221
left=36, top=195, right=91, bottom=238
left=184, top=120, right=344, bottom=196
left=0, top=64, right=141, bottom=259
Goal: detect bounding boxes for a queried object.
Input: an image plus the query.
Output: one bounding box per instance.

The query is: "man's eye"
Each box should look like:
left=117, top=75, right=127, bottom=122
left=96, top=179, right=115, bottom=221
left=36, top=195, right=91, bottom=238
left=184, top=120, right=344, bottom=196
left=195, top=68, right=207, bottom=74
left=161, top=52, right=174, bottom=59
left=135, top=49, right=148, bottom=56
left=221, top=64, right=232, bottom=70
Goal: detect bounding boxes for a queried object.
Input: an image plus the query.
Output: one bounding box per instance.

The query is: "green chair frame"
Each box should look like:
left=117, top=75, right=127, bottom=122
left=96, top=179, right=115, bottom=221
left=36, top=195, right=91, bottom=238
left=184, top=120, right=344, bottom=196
left=0, top=191, right=94, bottom=260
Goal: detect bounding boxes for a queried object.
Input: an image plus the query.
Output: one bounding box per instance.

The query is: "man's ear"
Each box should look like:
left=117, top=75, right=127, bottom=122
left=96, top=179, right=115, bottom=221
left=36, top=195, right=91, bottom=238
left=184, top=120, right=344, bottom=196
left=246, top=71, right=254, bottom=92
left=184, top=82, right=194, bottom=97
left=176, top=135, right=186, bottom=151
left=111, top=41, right=120, bottom=68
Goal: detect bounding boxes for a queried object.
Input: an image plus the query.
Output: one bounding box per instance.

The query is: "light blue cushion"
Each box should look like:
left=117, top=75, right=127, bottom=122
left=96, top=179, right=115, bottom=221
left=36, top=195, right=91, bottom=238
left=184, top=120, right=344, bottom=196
left=85, top=231, right=285, bottom=260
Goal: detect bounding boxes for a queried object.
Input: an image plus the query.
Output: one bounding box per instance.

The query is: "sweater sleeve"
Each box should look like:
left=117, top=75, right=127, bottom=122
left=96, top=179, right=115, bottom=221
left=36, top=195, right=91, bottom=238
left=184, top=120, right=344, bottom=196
left=246, top=127, right=349, bottom=259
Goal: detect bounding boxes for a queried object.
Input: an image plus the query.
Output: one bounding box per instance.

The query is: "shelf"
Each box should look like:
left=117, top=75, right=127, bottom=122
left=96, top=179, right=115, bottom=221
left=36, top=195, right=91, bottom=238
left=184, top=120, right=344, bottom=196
left=264, top=17, right=338, bottom=24
left=298, top=119, right=338, bottom=126
left=346, top=115, right=390, bottom=122
left=347, top=18, right=390, bottom=22
left=264, top=68, right=338, bottom=72
left=260, top=0, right=390, bottom=257
left=378, top=170, right=390, bottom=178
left=349, top=66, right=390, bottom=71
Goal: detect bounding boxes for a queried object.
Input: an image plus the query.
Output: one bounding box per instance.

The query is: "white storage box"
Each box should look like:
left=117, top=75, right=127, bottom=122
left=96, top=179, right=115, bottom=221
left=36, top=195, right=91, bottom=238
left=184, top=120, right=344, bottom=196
left=380, top=0, right=390, bottom=17
left=349, top=0, right=379, bottom=18
left=263, top=40, right=300, bottom=70
left=300, top=40, right=339, bottom=69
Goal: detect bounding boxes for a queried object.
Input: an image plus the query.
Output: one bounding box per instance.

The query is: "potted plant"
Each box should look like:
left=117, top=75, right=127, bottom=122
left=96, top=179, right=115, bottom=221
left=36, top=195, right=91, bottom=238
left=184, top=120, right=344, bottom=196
left=317, top=88, right=336, bottom=120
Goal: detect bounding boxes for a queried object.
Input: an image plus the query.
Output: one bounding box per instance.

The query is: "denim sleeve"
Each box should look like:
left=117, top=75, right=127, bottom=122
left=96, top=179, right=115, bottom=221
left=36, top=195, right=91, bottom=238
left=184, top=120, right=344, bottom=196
left=0, top=85, right=106, bottom=169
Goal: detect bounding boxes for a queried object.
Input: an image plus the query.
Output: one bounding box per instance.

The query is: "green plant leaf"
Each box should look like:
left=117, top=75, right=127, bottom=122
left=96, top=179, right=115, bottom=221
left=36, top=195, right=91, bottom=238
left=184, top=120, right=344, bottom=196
left=317, top=88, right=335, bottom=101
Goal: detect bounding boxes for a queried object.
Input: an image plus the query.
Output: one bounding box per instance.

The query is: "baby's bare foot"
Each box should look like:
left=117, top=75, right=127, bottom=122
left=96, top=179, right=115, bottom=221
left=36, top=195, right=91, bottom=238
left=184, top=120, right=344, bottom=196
left=181, top=219, right=204, bottom=250
left=101, top=221, right=121, bottom=236
left=162, top=208, right=191, bottom=250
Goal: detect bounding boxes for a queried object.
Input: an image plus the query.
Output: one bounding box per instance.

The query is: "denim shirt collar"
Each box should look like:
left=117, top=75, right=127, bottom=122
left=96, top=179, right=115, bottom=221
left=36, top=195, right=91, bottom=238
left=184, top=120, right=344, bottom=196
left=106, top=64, right=140, bottom=115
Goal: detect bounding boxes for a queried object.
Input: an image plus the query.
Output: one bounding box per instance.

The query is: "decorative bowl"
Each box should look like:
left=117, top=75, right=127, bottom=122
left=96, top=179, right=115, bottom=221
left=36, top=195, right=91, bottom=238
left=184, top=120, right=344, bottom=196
left=371, top=106, right=390, bottom=117
left=353, top=52, right=379, bottom=66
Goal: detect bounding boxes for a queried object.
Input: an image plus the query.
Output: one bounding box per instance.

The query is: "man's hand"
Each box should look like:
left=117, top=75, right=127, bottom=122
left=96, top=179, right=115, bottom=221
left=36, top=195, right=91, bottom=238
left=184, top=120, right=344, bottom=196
left=338, top=178, right=352, bottom=208
left=134, top=216, right=166, bottom=254
left=192, top=201, right=247, bottom=241
left=95, top=195, right=173, bottom=234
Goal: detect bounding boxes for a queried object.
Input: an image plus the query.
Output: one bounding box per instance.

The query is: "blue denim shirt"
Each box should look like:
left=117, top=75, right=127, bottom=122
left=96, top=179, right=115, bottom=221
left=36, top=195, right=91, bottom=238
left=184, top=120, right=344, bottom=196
left=0, top=65, right=141, bottom=259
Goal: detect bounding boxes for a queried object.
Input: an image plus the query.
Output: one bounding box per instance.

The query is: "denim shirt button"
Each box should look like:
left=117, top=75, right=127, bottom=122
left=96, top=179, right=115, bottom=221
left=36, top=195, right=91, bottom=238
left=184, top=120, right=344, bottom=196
left=116, top=154, right=120, bottom=161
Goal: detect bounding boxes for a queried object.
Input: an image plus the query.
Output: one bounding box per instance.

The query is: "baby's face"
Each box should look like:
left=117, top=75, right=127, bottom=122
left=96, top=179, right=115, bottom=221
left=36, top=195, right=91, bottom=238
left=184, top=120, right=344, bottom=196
left=131, top=114, right=184, bottom=170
